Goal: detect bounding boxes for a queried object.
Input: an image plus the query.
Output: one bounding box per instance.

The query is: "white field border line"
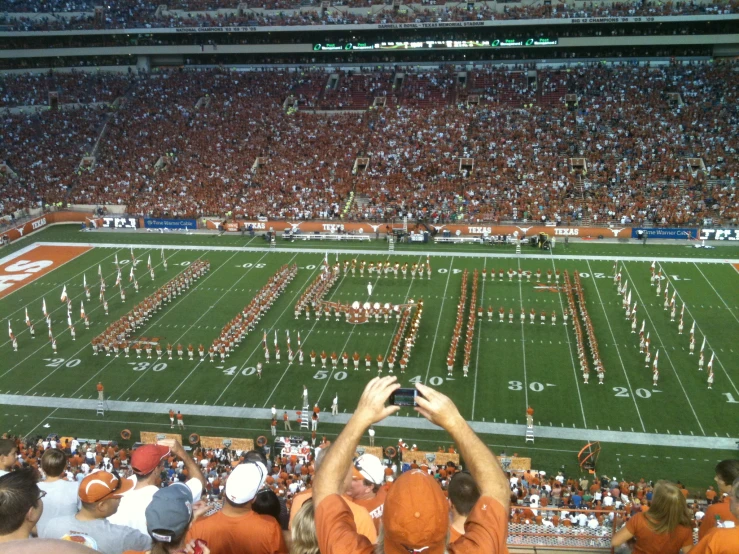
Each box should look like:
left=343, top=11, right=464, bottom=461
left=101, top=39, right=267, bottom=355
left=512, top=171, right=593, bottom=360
left=0, top=242, right=41, bottom=266
left=261, top=261, right=355, bottom=408
left=1, top=248, right=157, bottom=381
left=515, top=258, right=530, bottom=409
left=1, top=249, right=122, bottom=348
left=21, top=251, right=171, bottom=393
left=549, top=254, right=588, bottom=428
left=315, top=253, right=395, bottom=406
left=213, top=257, right=324, bottom=406
left=692, top=262, right=739, bottom=325
left=10, top=395, right=736, bottom=451
left=162, top=251, right=281, bottom=403
left=471, top=257, right=486, bottom=420
left=585, top=260, right=647, bottom=432
left=380, top=256, right=424, bottom=370
left=422, top=257, right=455, bottom=385
left=659, top=263, right=739, bottom=397
left=40, top=415, right=584, bottom=453
left=73, top=250, right=237, bottom=404
left=33, top=242, right=739, bottom=265
left=621, top=263, right=706, bottom=436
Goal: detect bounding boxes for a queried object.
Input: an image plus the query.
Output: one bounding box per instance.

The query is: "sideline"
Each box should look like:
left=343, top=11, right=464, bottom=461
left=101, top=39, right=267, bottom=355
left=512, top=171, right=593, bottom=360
left=1, top=394, right=735, bottom=451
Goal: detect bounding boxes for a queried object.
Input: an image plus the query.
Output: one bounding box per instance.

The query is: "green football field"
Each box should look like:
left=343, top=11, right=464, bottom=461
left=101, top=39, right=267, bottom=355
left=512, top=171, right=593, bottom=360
left=0, top=225, right=737, bottom=492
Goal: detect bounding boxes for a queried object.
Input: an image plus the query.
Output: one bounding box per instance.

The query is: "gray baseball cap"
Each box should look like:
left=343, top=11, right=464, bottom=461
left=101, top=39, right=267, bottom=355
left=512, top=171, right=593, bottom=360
left=145, top=483, right=194, bottom=542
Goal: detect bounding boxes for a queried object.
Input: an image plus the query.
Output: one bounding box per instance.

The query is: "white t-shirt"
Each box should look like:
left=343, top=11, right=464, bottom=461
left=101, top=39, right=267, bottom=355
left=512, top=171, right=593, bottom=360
left=0, top=469, right=9, bottom=478
left=107, top=478, right=202, bottom=535
left=37, top=479, right=81, bottom=535
left=368, top=429, right=375, bottom=437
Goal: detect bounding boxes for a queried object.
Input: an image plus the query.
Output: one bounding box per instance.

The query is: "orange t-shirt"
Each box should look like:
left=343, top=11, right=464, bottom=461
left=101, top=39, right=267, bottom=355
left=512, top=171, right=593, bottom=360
left=351, top=488, right=387, bottom=533
left=316, top=494, right=508, bottom=554
left=691, top=526, right=739, bottom=554
left=187, top=509, right=288, bottom=554
left=705, top=489, right=717, bottom=502
left=699, top=496, right=739, bottom=540
left=289, top=490, right=377, bottom=543
left=450, top=525, right=463, bottom=544
left=625, top=512, right=692, bottom=554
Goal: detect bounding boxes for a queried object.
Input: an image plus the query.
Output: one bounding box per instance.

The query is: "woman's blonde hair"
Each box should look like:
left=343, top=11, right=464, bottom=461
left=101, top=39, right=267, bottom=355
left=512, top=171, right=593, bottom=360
left=291, top=499, right=320, bottom=554
left=643, top=480, right=692, bottom=534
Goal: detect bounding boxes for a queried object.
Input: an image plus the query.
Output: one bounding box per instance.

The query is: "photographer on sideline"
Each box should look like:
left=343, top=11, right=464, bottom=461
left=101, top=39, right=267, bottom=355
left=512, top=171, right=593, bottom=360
left=313, top=377, right=510, bottom=553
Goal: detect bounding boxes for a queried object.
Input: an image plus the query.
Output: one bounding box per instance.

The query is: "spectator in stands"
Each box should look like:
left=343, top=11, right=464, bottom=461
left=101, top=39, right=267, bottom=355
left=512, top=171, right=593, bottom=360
left=41, top=470, right=151, bottom=553
left=346, top=453, right=386, bottom=533
left=291, top=498, right=319, bottom=554
left=699, top=459, right=739, bottom=539
left=313, top=377, right=510, bottom=553
left=289, top=446, right=377, bottom=543
left=137, top=482, right=211, bottom=554
left=36, top=449, right=80, bottom=535
left=691, top=476, right=739, bottom=554
left=448, top=470, right=482, bottom=542
left=186, top=461, right=288, bottom=553
left=109, top=442, right=206, bottom=535
left=0, top=438, right=17, bottom=476
left=0, top=469, right=44, bottom=544
left=611, top=480, right=693, bottom=554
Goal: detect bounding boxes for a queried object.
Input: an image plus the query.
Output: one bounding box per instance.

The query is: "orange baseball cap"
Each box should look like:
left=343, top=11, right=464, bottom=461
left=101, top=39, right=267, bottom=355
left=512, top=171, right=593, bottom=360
left=79, top=471, right=134, bottom=503
left=381, top=469, right=449, bottom=554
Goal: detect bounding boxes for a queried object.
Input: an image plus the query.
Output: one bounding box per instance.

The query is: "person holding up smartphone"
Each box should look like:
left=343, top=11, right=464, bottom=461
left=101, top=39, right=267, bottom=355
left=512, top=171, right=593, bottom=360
left=313, top=376, right=511, bottom=554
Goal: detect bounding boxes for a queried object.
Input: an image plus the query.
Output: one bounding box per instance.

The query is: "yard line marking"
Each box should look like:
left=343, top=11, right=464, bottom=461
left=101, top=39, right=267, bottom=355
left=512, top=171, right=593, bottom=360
left=214, top=256, right=323, bottom=406
left=162, top=251, right=281, bottom=403
left=585, top=260, right=646, bottom=432
left=515, top=258, right=530, bottom=409
left=549, top=254, right=587, bottom=428
left=692, top=262, right=739, bottom=325
left=24, top=250, right=179, bottom=395
left=4, top=249, right=161, bottom=383
left=317, top=254, right=397, bottom=406
left=0, top=248, right=118, bottom=347
left=659, top=264, right=739, bottom=397
left=423, top=257, right=455, bottom=386
left=471, top=258, right=486, bottom=421
left=261, top=258, right=358, bottom=408
left=622, top=263, right=706, bottom=436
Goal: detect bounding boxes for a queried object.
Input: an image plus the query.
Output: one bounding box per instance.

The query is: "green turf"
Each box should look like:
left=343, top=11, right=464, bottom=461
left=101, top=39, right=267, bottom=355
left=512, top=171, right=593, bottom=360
left=1, top=225, right=737, bottom=496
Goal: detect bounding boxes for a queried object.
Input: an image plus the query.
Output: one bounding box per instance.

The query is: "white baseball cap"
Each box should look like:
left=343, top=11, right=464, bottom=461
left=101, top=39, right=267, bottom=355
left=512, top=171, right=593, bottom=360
left=225, top=462, right=267, bottom=504
left=353, top=454, right=385, bottom=485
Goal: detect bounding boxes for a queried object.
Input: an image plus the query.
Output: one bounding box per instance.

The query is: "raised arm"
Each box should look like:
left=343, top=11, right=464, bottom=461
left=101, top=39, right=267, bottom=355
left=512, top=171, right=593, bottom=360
left=415, top=383, right=510, bottom=510
left=313, top=377, right=400, bottom=506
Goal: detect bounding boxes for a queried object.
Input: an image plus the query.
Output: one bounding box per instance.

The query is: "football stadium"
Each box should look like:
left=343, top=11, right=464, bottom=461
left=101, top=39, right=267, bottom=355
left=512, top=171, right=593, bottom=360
left=0, top=2, right=738, bottom=552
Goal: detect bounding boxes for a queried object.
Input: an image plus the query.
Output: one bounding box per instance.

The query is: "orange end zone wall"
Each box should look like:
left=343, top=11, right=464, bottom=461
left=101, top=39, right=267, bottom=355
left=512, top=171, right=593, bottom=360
left=1, top=211, right=91, bottom=243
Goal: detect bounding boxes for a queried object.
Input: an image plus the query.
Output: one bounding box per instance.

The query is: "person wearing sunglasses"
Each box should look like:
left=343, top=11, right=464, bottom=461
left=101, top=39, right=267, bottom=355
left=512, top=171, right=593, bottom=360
left=0, top=469, right=45, bottom=543
left=40, top=470, right=152, bottom=554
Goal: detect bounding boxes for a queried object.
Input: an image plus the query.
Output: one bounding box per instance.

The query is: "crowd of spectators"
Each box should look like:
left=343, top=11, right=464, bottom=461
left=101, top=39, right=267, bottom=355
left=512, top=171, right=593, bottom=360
left=0, top=71, right=131, bottom=108
left=0, top=379, right=738, bottom=553
left=1, top=0, right=738, bottom=31
left=1, top=60, right=737, bottom=227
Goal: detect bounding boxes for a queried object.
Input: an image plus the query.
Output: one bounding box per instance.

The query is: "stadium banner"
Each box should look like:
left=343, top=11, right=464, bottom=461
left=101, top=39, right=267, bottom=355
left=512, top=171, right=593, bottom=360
left=699, top=228, right=739, bottom=241
left=143, top=217, right=197, bottom=230
left=630, top=228, right=697, bottom=239
left=204, top=219, right=633, bottom=239
left=0, top=211, right=90, bottom=244
left=101, top=216, right=139, bottom=229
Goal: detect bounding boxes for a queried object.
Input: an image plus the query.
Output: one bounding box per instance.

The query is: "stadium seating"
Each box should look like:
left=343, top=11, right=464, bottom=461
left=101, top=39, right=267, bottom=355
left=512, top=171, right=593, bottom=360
left=1, top=61, right=737, bottom=226
left=0, top=0, right=737, bottom=30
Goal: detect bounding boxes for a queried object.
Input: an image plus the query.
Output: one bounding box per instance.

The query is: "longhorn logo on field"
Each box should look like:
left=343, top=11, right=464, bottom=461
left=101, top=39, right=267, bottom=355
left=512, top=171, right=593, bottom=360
left=432, top=225, right=446, bottom=233
left=608, top=227, right=625, bottom=237
left=516, top=226, right=532, bottom=235
left=369, top=224, right=381, bottom=233
left=288, top=222, right=301, bottom=231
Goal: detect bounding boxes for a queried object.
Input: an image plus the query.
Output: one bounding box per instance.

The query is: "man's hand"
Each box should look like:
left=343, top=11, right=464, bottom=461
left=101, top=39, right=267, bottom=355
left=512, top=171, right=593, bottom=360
left=354, top=376, right=401, bottom=428
left=414, top=382, right=464, bottom=431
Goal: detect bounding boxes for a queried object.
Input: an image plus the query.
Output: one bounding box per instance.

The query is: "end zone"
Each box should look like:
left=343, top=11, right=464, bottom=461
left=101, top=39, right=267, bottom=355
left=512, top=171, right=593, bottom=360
left=0, top=244, right=93, bottom=299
